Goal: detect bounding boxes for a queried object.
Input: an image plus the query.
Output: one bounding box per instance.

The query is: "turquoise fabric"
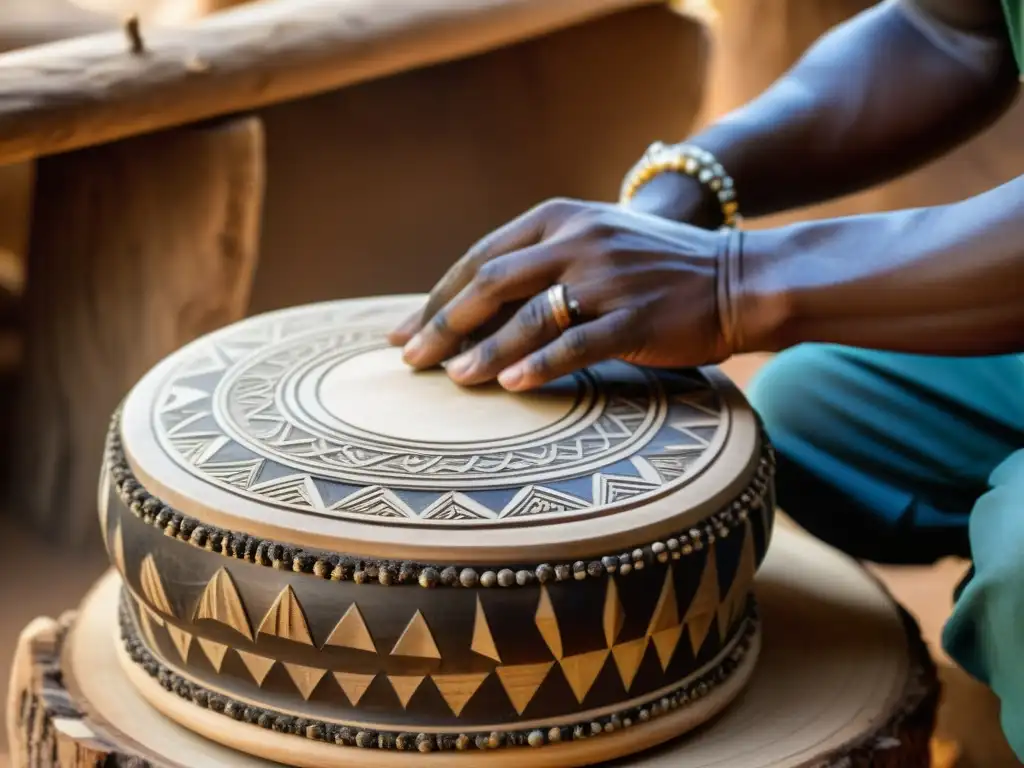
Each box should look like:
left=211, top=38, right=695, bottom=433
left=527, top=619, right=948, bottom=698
left=1003, top=0, right=1024, bottom=73
left=748, top=345, right=1024, bottom=760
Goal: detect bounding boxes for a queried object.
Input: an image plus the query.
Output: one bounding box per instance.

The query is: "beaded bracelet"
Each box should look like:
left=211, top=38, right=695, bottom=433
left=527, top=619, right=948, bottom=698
left=619, top=142, right=740, bottom=228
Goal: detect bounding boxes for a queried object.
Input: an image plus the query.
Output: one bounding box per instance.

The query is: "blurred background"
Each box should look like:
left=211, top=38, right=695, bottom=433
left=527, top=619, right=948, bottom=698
left=1, top=0, right=1023, bottom=765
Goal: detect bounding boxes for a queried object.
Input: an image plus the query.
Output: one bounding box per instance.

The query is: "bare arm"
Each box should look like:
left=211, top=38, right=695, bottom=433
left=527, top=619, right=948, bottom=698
left=631, top=0, right=1019, bottom=224
left=731, top=173, right=1024, bottom=356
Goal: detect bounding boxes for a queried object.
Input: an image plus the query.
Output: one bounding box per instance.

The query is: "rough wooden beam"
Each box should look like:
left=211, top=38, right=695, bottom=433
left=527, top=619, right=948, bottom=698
left=0, top=0, right=668, bottom=166
left=6, top=115, right=264, bottom=548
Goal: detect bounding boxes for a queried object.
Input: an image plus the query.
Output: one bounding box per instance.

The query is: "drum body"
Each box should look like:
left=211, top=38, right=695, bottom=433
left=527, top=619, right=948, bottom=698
left=99, top=296, right=775, bottom=763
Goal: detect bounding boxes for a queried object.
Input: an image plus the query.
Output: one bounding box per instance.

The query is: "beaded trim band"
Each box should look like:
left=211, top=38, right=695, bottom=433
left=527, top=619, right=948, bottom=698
left=619, top=142, right=740, bottom=228
left=105, top=410, right=775, bottom=589
left=119, top=592, right=759, bottom=753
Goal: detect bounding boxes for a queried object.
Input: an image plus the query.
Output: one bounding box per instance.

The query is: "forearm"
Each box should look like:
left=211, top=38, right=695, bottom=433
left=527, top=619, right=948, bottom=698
left=731, top=174, right=1024, bottom=356
left=631, top=0, right=1017, bottom=223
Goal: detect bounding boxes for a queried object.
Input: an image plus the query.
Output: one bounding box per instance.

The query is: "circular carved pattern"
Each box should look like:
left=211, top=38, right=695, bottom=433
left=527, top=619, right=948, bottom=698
left=151, top=304, right=729, bottom=527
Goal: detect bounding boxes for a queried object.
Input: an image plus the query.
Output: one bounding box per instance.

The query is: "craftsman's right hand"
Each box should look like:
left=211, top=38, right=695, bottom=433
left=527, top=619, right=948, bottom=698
left=387, top=198, right=738, bottom=392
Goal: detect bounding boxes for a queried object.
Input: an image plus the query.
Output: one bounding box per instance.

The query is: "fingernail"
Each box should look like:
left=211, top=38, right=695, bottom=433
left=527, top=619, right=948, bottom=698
left=446, top=354, right=474, bottom=380
left=403, top=335, right=424, bottom=364
left=498, top=365, right=524, bottom=390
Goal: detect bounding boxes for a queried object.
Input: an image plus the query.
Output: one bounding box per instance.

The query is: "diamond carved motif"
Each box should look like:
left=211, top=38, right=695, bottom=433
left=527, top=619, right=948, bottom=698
left=647, top=566, right=683, bottom=671
left=603, top=578, right=625, bottom=647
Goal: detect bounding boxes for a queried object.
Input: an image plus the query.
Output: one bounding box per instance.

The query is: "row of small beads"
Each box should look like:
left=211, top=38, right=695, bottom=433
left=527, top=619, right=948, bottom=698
left=106, top=411, right=774, bottom=589
left=120, top=595, right=758, bottom=753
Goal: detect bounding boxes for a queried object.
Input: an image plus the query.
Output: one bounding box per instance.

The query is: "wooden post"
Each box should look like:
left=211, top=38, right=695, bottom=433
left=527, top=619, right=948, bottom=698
left=6, top=116, right=264, bottom=547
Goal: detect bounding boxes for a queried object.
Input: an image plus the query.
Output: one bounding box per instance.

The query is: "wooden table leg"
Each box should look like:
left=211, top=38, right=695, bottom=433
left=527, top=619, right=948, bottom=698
left=6, top=116, right=265, bottom=548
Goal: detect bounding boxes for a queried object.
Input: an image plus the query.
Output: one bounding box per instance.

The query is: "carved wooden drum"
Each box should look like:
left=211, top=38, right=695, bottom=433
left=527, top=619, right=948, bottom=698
left=30, top=295, right=936, bottom=768
left=99, top=295, right=774, bottom=764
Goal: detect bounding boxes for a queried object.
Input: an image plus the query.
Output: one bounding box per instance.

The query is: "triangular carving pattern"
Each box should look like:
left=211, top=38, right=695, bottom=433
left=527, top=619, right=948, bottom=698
left=165, top=625, right=193, bottom=663
left=603, top=578, right=625, bottom=647
left=593, top=474, right=660, bottom=505
left=421, top=492, right=496, bottom=520
left=250, top=474, right=325, bottom=510
left=470, top=597, right=501, bottom=663
left=611, top=637, right=647, bottom=691
left=193, top=567, right=253, bottom=641
left=685, top=548, right=720, bottom=655
left=201, top=459, right=264, bottom=489
left=139, top=555, right=175, bottom=617
left=137, top=603, right=161, bottom=649
left=237, top=650, right=276, bottom=686
left=257, top=586, right=314, bottom=645
left=97, top=464, right=110, bottom=544
left=647, top=567, right=679, bottom=636
left=329, top=486, right=415, bottom=518
left=158, top=385, right=210, bottom=413
left=560, top=649, right=610, bottom=704
left=168, top=434, right=229, bottom=466
left=111, top=522, right=126, bottom=576
left=391, top=610, right=441, bottom=659
left=718, top=520, right=756, bottom=639
left=651, top=626, right=684, bottom=671
left=431, top=672, right=489, bottom=716
left=495, top=662, right=553, bottom=716
left=284, top=662, right=327, bottom=700
left=334, top=672, right=375, bottom=706
left=388, top=675, right=425, bottom=708
left=197, top=638, right=230, bottom=671
left=323, top=604, right=376, bottom=652
left=499, top=486, right=588, bottom=519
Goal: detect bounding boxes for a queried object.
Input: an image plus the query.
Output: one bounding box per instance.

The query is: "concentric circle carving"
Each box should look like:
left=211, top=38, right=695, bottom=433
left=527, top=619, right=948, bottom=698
left=151, top=303, right=729, bottom=527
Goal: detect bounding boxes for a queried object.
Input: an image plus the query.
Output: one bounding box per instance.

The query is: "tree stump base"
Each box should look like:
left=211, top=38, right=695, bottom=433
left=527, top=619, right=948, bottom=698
left=6, top=528, right=938, bottom=767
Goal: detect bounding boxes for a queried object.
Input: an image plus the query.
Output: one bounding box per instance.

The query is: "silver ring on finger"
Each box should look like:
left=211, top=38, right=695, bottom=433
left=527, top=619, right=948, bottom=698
left=547, top=284, right=581, bottom=333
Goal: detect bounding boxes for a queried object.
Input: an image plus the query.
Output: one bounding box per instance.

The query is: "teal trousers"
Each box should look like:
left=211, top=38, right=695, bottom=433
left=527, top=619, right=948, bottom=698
left=748, top=345, right=1024, bottom=760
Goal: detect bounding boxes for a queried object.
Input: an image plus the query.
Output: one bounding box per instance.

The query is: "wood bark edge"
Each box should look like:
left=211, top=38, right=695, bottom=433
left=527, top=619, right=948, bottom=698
left=815, top=608, right=939, bottom=767
left=6, top=613, right=134, bottom=767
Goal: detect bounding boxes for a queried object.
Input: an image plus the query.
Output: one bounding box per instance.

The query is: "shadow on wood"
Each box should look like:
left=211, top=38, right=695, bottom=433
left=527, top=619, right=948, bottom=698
left=7, top=117, right=265, bottom=547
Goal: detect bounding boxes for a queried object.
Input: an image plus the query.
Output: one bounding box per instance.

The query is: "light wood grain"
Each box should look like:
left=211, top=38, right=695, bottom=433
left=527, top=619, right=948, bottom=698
left=6, top=116, right=264, bottom=546
left=0, top=0, right=674, bottom=166
left=24, top=526, right=934, bottom=767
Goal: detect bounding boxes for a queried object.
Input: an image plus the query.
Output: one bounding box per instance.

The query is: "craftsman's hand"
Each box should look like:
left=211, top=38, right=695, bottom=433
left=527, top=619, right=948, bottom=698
left=388, top=198, right=732, bottom=392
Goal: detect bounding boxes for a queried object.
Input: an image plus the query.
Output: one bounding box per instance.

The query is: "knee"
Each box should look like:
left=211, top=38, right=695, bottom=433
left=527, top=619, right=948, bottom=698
left=943, top=553, right=1024, bottom=761
left=747, top=345, right=835, bottom=449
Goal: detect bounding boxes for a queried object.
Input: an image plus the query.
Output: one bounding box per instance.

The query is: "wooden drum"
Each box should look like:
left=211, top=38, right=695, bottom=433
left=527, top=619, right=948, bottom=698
left=8, top=296, right=938, bottom=767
